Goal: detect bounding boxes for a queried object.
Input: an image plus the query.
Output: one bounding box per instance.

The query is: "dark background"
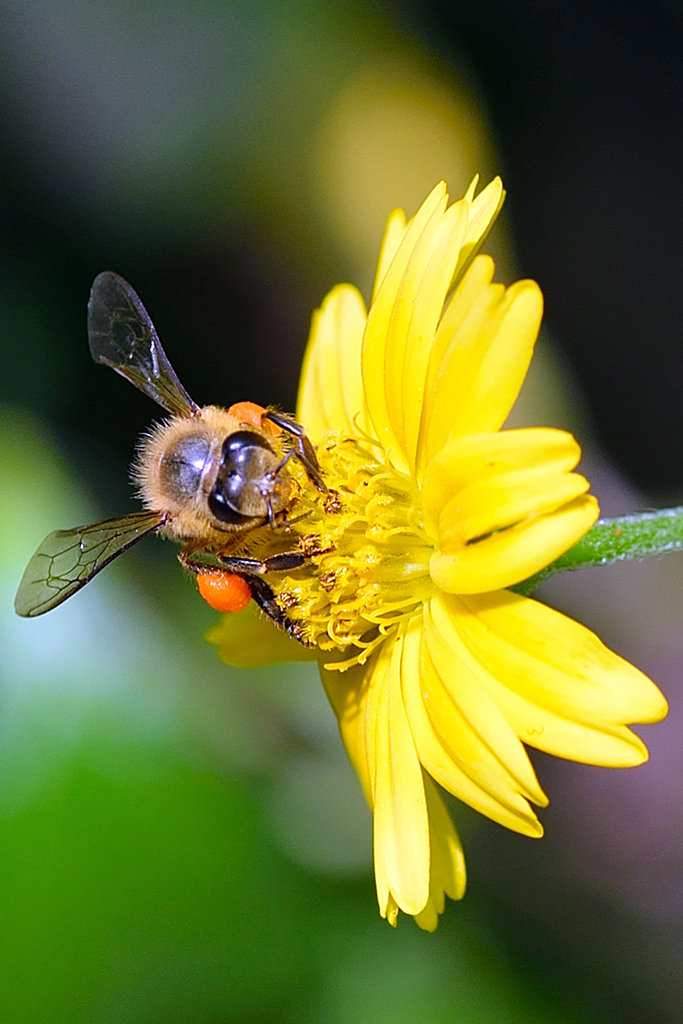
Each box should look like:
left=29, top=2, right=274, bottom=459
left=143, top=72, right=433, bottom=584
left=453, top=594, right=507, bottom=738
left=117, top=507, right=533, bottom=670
left=420, top=0, right=683, bottom=497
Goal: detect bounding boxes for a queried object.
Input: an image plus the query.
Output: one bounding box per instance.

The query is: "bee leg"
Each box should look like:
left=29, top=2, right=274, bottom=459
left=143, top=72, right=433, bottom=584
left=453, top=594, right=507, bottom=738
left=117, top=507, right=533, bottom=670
left=217, top=551, right=312, bottom=642
left=261, top=410, right=327, bottom=492
left=179, top=547, right=307, bottom=577
left=243, top=575, right=313, bottom=645
left=177, top=546, right=205, bottom=573
left=178, top=549, right=311, bottom=645
left=216, top=551, right=306, bottom=574
left=176, top=538, right=243, bottom=573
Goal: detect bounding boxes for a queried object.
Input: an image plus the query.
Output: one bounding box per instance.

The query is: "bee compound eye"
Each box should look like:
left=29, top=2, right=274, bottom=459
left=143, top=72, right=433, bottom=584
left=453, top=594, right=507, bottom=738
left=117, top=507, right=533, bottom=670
left=207, top=485, right=253, bottom=524
left=222, top=430, right=273, bottom=463
left=159, top=433, right=213, bottom=497
left=208, top=430, right=278, bottom=524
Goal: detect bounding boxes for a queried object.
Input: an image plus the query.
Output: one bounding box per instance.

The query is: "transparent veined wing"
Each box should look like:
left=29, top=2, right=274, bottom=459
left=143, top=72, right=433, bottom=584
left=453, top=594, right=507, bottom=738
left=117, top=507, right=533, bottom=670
left=88, top=271, right=200, bottom=417
left=14, top=510, right=165, bottom=617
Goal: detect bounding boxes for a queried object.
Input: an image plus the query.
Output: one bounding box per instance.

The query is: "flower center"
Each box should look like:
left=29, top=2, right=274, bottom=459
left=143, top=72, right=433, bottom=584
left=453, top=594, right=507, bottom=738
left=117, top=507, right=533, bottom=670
left=269, top=433, right=434, bottom=669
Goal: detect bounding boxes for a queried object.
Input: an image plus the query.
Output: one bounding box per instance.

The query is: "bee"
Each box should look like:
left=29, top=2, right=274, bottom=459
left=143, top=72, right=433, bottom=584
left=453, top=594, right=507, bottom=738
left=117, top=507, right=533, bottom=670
left=14, top=272, right=326, bottom=637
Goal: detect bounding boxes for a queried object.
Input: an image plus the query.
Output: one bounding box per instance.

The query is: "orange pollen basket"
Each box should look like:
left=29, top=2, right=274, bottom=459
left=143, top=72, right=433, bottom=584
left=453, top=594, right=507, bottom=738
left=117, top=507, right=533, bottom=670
left=227, top=400, right=279, bottom=435
left=197, top=570, right=252, bottom=613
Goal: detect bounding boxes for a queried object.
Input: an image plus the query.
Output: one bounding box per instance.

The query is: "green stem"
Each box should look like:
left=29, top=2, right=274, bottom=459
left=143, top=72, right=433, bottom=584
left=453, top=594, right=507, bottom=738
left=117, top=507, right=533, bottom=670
left=513, top=506, right=683, bottom=596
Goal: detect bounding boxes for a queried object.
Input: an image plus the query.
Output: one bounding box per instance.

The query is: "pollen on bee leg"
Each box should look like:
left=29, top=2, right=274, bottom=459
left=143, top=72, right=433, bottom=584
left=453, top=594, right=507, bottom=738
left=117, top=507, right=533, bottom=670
left=197, top=571, right=252, bottom=613
left=227, top=401, right=279, bottom=435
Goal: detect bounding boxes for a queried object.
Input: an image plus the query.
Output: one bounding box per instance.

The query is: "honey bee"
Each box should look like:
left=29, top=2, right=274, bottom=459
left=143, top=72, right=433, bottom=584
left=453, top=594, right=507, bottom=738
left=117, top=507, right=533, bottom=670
left=14, top=272, right=325, bottom=636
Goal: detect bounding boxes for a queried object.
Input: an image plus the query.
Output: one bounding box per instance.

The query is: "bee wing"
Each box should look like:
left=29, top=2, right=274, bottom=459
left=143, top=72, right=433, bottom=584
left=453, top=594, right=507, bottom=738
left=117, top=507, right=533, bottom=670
left=14, top=510, right=165, bottom=617
left=88, top=271, right=200, bottom=417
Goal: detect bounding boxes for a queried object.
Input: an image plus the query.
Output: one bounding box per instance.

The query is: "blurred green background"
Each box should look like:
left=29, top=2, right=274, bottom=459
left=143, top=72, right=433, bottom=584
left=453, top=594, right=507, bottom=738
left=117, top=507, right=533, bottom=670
left=2, top=2, right=681, bottom=1022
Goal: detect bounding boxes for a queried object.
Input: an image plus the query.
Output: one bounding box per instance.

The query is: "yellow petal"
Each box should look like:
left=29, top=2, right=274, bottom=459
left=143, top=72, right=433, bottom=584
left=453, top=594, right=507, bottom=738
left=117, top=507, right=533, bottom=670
left=425, top=779, right=466, bottom=903
left=421, top=427, right=585, bottom=529
left=371, top=207, right=407, bottom=301
left=321, top=659, right=376, bottom=805
left=383, top=894, right=400, bottom=928
left=417, top=259, right=543, bottom=472
left=438, top=468, right=590, bottom=549
left=422, top=428, right=599, bottom=592
left=413, top=779, right=467, bottom=932
left=400, top=606, right=546, bottom=835
left=373, top=630, right=431, bottom=917
left=206, top=605, right=317, bottom=668
left=431, top=495, right=599, bottom=593
left=362, top=180, right=506, bottom=475
left=324, top=625, right=466, bottom=927
left=362, top=182, right=449, bottom=474
left=296, top=284, right=370, bottom=441
left=451, top=175, right=505, bottom=282
left=445, top=591, right=668, bottom=765
left=388, top=202, right=472, bottom=472
left=372, top=175, right=502, bottom=303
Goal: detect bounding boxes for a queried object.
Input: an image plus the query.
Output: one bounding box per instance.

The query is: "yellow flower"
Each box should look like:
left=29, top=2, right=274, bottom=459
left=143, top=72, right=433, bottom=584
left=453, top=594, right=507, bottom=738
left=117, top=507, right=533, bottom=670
left=209, top=179, right=667, bottom=930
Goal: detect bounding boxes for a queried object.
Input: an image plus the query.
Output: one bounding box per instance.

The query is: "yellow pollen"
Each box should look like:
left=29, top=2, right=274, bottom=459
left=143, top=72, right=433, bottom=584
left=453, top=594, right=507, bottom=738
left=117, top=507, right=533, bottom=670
left=270, top=435, right=434, bottom=668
